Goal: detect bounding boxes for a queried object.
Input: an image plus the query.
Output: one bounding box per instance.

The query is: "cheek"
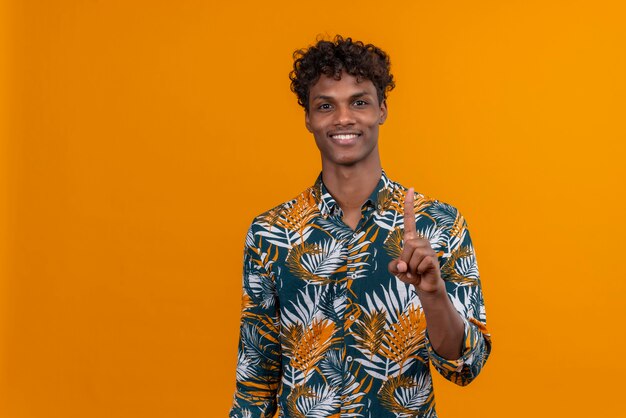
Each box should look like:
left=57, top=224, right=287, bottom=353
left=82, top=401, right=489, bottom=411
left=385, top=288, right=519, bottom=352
left=370, top=113, right=383, bottom=127
left=312, top=136, right=328, bottom=154
left=310, top=120, right=329, bottom=137
left=367, top=121, right=380, bottom=136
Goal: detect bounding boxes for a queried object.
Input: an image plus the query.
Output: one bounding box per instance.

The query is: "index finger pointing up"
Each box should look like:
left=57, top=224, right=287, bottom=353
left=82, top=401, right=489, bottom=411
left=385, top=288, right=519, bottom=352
left=404, top=187, right=417, bottom=239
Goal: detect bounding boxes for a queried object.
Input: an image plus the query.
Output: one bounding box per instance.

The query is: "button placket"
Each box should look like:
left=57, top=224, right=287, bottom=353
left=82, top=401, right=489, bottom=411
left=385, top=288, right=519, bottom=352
left=344, top=239, right=357, bottom=379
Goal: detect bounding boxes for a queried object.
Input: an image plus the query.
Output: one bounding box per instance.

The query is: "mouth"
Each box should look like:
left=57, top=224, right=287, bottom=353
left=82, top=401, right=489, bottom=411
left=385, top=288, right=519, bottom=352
left=329, top=132, right=362, bottom=145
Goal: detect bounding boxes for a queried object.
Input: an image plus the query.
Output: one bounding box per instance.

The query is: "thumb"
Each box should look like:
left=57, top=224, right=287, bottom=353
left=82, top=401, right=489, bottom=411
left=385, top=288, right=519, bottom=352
left=388, top=259, right=407, bottom=275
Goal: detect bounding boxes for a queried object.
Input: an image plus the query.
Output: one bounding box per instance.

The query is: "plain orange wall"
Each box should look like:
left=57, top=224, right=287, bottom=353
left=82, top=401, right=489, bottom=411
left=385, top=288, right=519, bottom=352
left=2, top=1, right=625, bottom=417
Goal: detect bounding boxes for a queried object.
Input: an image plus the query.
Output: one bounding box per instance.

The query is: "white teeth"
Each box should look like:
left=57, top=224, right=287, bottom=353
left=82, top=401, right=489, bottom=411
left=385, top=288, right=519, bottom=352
left=332, top=134, right=358, bottom=139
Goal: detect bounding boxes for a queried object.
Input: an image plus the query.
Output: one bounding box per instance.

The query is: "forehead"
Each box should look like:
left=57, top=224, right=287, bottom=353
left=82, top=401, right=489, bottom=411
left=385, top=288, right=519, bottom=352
left=309, top=72, right=377, bottom=99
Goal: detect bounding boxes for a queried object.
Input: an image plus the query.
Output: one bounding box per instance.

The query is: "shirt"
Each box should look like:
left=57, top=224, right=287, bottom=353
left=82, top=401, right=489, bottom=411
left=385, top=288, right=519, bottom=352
left=230, top=170, right=491, bottom=418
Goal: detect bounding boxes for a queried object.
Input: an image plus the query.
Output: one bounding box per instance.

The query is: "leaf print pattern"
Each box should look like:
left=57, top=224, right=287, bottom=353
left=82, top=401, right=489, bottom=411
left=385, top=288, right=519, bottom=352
left=382, top=227, right=403, bottom=259
left=291, top=319, right=339, bottom=376
left=230, top=171, right=491, bottom=418
left=442, top=244, right=479, bottom=285
left=379, top=305, right=427, bottom=370
left=286, top=240, right=346, bottom=285
left=378, top=373, right=434, bottom=417
left=286, top=384, right=340, bottom=418
left=353, top=309, right=387, bottom=359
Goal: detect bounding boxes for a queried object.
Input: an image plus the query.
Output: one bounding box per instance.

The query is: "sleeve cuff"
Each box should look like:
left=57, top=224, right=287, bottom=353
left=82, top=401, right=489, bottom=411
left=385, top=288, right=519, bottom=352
left=425, top=316, right=489, bottom=373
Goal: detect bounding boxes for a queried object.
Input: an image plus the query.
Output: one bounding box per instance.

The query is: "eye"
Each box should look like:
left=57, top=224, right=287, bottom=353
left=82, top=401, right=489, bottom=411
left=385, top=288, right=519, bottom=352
left=354, top=100, right=368, bottom=106
left=317, top=103, right=332, bottom=111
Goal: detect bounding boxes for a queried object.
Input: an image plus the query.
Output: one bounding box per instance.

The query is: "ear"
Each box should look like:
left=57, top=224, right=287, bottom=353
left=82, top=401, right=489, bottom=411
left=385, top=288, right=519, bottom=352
left=305, top=110, right=313, bottom=132
left=378, top=100, right=388, bottom=125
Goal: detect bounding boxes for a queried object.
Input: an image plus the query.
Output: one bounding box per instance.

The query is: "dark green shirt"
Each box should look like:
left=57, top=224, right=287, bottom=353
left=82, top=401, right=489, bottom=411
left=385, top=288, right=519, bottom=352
left=230, top=170, right=491, bottom=418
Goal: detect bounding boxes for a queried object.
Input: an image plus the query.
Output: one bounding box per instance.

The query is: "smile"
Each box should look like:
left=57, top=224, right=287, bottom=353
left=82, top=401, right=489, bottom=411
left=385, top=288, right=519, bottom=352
left=328, top=132, right=362, bottom=145
left=330, top=134, right=360, bottom=140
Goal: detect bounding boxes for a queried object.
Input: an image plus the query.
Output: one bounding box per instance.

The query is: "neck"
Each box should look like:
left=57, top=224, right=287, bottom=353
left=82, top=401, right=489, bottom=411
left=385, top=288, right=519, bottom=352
left=321, top=158, right=382, bottom=211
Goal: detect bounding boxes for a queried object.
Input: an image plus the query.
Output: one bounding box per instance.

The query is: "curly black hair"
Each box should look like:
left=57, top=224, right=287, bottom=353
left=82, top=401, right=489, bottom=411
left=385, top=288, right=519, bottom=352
left=289, top=35, right=395, bottom=112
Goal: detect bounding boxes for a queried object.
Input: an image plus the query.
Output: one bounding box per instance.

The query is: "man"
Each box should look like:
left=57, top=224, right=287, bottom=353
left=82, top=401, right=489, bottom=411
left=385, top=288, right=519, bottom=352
left=230, top=35, right=491, bottom=418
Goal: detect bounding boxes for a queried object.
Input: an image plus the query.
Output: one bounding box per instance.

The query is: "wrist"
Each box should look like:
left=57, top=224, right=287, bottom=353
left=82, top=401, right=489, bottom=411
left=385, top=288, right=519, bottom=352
left=416, top=282, right=448, bottom=302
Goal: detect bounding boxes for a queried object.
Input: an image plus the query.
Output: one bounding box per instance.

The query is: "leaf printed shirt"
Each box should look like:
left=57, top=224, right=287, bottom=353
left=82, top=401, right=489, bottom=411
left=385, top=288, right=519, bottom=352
left=230, top=171, right=491, bottom=418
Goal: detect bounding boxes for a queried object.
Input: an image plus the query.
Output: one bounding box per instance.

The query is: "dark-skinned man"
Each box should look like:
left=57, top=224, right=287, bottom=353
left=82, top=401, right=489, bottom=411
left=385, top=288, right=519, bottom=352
left=230, top=35, right=491, bottom=418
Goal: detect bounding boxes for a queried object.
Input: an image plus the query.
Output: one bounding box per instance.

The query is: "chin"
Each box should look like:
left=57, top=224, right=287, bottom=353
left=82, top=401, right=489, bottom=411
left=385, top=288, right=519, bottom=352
left=332, top=157, right=363, bottom=167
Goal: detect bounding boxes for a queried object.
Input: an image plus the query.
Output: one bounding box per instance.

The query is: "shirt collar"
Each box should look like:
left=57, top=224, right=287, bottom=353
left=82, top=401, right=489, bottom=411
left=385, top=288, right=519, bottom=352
left=312, top=169, right=394, bottom=218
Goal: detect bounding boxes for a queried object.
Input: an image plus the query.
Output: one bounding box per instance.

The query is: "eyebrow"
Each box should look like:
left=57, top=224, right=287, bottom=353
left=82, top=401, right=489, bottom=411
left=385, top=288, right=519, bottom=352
left=311, top=91, right=372, bottom=101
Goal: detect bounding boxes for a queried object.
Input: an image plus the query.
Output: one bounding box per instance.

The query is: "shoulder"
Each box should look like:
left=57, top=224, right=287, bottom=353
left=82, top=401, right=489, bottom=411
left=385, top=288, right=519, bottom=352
left=392, top=179, right=461, bottom=215
left=389, top=178, right=465, bottom=229
left=248, top=185, right=319, bottom=232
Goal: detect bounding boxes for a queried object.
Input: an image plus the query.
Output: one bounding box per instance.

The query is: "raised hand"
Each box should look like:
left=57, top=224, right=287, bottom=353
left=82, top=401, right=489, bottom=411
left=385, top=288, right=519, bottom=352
left=388, top=187, right=445, bottom=295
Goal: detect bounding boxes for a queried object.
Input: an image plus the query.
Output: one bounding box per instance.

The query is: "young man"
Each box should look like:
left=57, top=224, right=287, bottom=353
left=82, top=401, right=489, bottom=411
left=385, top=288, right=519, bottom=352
left=230, top=36, right=491, bottom=418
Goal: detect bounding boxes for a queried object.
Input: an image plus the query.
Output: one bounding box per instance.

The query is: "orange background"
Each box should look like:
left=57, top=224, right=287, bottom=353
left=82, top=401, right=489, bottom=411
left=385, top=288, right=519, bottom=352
left=2, top=1, right=625, bottom=417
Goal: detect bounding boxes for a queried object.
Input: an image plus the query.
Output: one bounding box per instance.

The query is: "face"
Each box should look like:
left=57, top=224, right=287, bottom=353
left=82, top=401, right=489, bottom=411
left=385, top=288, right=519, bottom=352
left=305, top=72, right=387, bottom=169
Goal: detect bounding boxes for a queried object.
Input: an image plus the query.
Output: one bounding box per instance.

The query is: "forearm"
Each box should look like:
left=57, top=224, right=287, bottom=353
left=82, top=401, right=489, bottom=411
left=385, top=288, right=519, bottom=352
left=231, top=225, right=281, bottom=417
left=418, top=287, right=464, bottom=360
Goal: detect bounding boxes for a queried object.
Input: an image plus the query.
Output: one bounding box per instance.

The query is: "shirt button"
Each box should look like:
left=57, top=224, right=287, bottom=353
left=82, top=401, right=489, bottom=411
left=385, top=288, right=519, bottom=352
left=349, top=273, right=357, bottom=279
left=346, top=356, right=353, bottom=362
left=352, top=232, right=358, bottom=238
left=349, top=315, right=355, bottom=321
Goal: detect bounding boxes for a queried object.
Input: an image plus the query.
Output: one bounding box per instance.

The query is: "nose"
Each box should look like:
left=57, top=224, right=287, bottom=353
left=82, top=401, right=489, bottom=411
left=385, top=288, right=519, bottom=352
left=333, top=104, right=356, bottom=126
